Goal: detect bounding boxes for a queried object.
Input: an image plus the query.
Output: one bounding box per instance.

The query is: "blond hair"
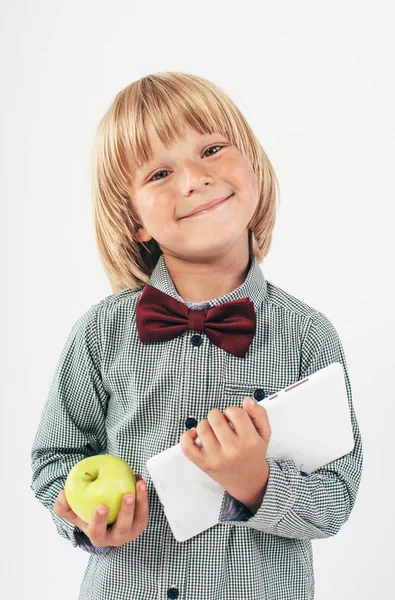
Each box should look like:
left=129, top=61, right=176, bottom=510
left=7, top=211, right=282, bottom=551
left=91, top=72, right=281, bottom=292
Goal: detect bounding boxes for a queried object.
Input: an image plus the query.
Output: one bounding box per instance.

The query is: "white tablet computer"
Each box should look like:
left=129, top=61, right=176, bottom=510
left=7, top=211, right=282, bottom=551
left=146, top=361, right=355, bottom=542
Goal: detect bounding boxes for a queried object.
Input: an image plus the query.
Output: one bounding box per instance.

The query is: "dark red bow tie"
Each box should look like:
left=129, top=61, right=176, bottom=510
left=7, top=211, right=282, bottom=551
left=136, top=285, right=256, bottom=359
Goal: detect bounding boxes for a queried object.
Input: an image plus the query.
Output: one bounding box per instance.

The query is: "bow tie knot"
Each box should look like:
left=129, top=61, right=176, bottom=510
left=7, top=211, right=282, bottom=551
left=188, top=310, right=206, bottom=331
left=136, top=284, right=256, bottom=358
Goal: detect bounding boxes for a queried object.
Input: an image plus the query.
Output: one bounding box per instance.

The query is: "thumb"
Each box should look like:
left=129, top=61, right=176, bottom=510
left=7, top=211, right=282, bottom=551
left=242, top=396, right=271, bottom=444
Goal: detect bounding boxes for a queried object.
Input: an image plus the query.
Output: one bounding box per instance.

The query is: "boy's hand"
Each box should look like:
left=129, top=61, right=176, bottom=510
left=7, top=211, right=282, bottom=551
left=180, top=397, right=271, bottom=509
left=53, top=474, right=149, bottom=547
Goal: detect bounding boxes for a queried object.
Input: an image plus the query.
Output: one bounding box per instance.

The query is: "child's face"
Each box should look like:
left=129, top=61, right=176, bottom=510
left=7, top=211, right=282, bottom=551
left=129, top=121, right=259, bottom=261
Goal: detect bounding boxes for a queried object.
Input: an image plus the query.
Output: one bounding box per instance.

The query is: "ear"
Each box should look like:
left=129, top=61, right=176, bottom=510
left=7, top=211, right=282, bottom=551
left=135, top=226, right=153, bottom=243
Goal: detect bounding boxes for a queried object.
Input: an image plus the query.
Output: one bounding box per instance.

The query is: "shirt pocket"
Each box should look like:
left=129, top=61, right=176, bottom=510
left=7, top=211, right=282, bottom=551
left=222, top=381, right=280, bottom=404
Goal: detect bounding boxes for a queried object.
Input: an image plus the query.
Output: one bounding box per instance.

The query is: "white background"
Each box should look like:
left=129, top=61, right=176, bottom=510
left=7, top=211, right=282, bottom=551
left=1, top=0, right=394, bottom=598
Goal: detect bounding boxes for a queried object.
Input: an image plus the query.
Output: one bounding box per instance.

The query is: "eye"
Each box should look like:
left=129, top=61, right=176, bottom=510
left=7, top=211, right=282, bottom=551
left=203, top=144, right=224, bottom=157
left=148, top=145, right=225, bottom=182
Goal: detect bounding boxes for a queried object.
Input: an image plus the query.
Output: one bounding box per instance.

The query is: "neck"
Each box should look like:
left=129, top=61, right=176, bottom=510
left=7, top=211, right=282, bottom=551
left=162, top=246, right=251, bottom=303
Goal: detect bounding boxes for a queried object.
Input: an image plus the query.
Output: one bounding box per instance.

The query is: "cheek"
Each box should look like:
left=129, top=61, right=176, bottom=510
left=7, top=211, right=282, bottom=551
left=239, top=168, right=260, bottom=219
left=241, top=161, right=259, bottom=199
left=226, top=158, right=254, bottom=188
left=137, top=193, right=166, bottom=218
left=138, top=195, right=178, bottom=230
left=231, top=163, right=259, bottom=203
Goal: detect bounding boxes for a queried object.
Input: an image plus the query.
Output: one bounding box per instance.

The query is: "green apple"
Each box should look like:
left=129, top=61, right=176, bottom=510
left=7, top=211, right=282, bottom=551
left=64, top=454, right=136, bottom=525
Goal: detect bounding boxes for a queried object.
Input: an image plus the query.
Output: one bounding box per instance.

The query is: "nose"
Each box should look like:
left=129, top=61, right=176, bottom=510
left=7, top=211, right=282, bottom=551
left=182, top=163, right=214, bottom=193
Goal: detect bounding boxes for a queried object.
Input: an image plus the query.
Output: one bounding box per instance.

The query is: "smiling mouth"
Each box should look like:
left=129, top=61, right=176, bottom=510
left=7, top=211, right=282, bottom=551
left=181, top=194, right=233, bottom=219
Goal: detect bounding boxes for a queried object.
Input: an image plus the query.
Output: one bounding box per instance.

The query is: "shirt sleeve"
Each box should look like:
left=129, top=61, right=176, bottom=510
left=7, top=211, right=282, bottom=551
left=30, top=303, right=112, bottom=555
left=230, top=311, right=364, bottom=540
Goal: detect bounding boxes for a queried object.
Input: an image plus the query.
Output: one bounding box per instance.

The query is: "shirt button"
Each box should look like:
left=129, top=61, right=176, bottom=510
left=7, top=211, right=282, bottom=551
left=191, top=334, right=203, bottom=346
left=253, top=388, right=266, bottom=401
left=167, top=588, right=179, bottom=599
left=185, top=417, right=198, bottom=429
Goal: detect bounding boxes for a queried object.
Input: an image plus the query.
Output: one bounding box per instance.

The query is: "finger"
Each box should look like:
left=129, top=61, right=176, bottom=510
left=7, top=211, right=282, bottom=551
left=87, top=476, right=142, bottom=543
left=208, top=408, right=237, bottom=446
left=242, top=396, right=272, bottom=441
left=54, top=490, right=88, bottom=532
left=87, top=503, right=111, bottom=546
left=107, top=480, right=148, bottom=544
left=131, top=480, right=149, bottom=530
left=195, top=418, right=220, bottom=455
left=108, top=492, right=136, bottom=540
left=180, top=427, right=204, bottom=463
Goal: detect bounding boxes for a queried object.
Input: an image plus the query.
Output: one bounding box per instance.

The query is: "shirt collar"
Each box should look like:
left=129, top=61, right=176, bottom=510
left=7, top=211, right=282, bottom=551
left=146, top=253, right=268, bottom=314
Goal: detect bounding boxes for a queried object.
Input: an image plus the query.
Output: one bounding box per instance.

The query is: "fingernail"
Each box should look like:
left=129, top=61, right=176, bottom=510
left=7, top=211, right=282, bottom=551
left=250, top=397, right=257, bottom=405
left=140, top=482, right=146, bottom=491
left=98, top=506, right=107, bottom=515
left=125, top=495, right=134, bottom=505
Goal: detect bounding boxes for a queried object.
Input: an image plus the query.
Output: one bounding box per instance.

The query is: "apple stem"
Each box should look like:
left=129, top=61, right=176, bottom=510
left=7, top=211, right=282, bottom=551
left=85, top=472, right=95, bottom=481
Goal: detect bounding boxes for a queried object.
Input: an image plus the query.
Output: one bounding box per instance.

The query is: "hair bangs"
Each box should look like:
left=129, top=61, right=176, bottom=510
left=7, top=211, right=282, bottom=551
left=120, top=74, right=245, bottom=178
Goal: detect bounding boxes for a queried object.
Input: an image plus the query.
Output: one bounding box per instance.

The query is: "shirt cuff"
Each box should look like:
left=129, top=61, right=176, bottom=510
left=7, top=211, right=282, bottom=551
left=218, top=490, right=255, bottom=522
left=51, top=508, right=113, bottom=555
left=241, top=455, right=299, bottom=527
left=74, top=527, right=113, bottom=555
